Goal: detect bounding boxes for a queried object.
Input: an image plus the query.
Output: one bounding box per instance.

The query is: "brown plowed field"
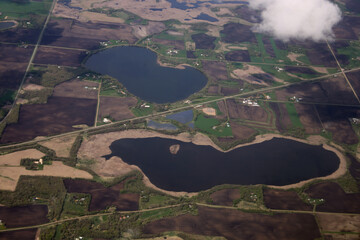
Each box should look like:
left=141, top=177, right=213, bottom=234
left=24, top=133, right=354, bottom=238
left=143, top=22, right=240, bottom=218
left=230, top=122, right=257, bottom=141
left=294, top=41, right=337, bottom=67
left=202, top=61, right=228, bottom=82
left=333, top=19, right=358, bottom=40
left=143, top=206, right=321, bottom=240
left=207, top=85, right=219, bottom=95
left=347, top=154, right=360, bottom=185
left=0, top=61, right=27, bottom=89
left=0, top=44, right=34, bottom=63
left=306, top=182, right=360, bottom=213
left=0, top=97, right=96, bottom=144
left=33, top=46, right=87, bottom=67
left=263, top=188, right=312, bottom=211
left=186, top=51, right=196, bottom=59
left=275, top=76, right=359, bottom=105
left=221, top=87, right=239, bottom=96
left=294, top=104, right=322, bottom=134
left=192, top=33, right=216, bottom=50
left=63, top=179, right=139, bottom=211
left=262, top=36, right=276, bottom=58
left=0, top=229, right=37, bottom=240
left=233, top=5, right=261, bottom=23
left=0, top=205, right=48, bottom=228
left=345, top=70, right=360, bottom=98
left=317, top=213, right=360, bottom=233
left=344, top=0, right=360, bottom=14
left=42, top=19, right=137, bottom=49
left=52, top=79, right=99, bottom=99
left=316, top=105, right=359, bottom=145
left=221, top=23, right=256, bottom=43
left=225, top=50, right=251, bottom=62
left=226, top=99, right=268, bottom=122
left=284, top=66, right=318, bottom=75
left=98, top=96, right=137, bottom=121
left=210, top=188, right=240, bottom=206
left=0, top=27, right=41, bottom=44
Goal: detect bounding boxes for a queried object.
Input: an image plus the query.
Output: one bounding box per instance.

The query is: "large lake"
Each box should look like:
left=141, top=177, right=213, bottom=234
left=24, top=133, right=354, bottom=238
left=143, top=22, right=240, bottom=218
left=103, top=137, right=340, bottom=192
left=85, top=46, right=207, bottom=103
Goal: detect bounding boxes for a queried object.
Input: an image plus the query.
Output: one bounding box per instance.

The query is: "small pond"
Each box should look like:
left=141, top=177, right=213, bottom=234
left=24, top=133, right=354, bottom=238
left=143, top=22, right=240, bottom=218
left=0, top=21, right=15, bottom=30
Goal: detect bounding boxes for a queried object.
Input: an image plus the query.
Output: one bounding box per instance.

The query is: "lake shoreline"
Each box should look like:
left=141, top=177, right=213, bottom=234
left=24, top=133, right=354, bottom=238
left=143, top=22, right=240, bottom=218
left=78, top=129, right=347, bottom=197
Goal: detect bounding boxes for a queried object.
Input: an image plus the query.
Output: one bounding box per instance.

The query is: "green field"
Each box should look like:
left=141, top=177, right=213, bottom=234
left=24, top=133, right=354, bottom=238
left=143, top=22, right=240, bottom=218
left=0, top=0, right=52, bottom=19
left=195, top=114, right=232, bottom=137
left=285, top=102, right=303, bottom=128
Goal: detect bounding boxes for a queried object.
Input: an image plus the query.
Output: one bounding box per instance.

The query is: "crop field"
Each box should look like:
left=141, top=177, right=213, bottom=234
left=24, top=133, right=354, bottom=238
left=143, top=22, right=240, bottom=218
left=143, top=206, right=321, bottom=240
left=0, top=205, right=48, bottom=228
left=63, top=179, right=139, bottom=211
left=263, top=188, right=312, bottom=211
left=33, top=46, right=87, bottom=67
left=0, top=96, right=97, bottom=143
left=306, top=182, right=360, bottom=213
left=210, top=188, right=240, bottom=206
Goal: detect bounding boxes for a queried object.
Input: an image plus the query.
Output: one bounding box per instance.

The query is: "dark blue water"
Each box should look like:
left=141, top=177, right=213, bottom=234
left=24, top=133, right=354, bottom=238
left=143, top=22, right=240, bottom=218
left=166, top=110, right=194, bottom=124
left=58, top=0, right=82, bottom=10
left=194, top=13, right=219, bottom=22
left=85, top=47, right=208, bottom=103
left=0, top=22, right=15, bottom=30
left=103, top=137, right=340, bottom=192
left=150, top=8, right=163, bottom=11
left=167, top=0, right=248, bottom=10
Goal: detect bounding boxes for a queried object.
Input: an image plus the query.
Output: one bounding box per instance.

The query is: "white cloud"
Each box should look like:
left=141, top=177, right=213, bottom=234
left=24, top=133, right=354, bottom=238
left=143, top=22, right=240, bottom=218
left=249, top=0, right=342, bottom=42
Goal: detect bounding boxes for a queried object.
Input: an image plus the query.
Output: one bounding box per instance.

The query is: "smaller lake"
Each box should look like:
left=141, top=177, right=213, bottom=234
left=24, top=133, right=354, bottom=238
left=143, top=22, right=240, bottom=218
left=103, top=137, right=340, bottom=192
left=194, top=13, right=219, bottom=22
left=85, top=47, right=208, bottom=103
left=0, top=22, right=15, bottom=30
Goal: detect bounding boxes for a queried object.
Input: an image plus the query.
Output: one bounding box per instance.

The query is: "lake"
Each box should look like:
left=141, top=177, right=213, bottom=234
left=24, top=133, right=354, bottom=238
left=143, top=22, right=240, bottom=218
left=85, top=46, right=208, bottom=103
left=103, top=137, right=340, bottom=192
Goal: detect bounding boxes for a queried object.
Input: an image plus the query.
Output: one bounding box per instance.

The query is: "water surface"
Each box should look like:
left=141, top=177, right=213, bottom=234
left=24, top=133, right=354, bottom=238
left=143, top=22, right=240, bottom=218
left=194, top=13, right=219, bottom=22
left=0, top=22, right=15, bottom=30
left=85, top=47, right=207, bottom=103
left=104, top=137, right=340, bottom=192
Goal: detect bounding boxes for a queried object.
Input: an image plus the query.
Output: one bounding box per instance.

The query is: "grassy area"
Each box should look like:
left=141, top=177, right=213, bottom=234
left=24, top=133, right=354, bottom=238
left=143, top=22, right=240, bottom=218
left=138, top=206, right=179, bottom=221
left=285, top=103, right=303, bottom=128
left=29, top=65, right=86, bottom=88
left=270, top=38, right=289, bottom=61
left=195, top=113, right=232, bottom=137
left=153, top=31, right=184, bottom=41
left=337, top=41, right=360, bottom=69
left=0, top=88, right=15, bottom=107
left=140, top=193, right=177, bottom=209
left=100, top=76, right=129, bottom=97
left=260, top=65, right=297, bottom=82
left=132, top=103, right=154, bottom=117
left=233, top=185, right=265, bottom=210
left=61, top=193, right=91, bottom=217
left=0, top=0, right=52, bottom=19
